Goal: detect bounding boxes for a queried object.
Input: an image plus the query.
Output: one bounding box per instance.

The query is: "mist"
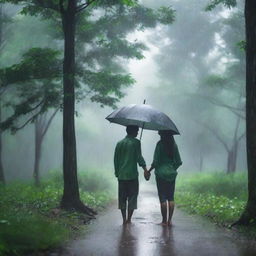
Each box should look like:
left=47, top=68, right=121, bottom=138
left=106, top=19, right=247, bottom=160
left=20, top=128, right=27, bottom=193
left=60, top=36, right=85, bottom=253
left=1, top=0, right=246, bottom=182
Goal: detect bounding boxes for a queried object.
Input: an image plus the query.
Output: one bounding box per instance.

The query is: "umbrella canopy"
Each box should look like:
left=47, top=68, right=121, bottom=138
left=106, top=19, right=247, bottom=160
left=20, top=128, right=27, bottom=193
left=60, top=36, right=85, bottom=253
left=106, top=104, right=180, bottom=134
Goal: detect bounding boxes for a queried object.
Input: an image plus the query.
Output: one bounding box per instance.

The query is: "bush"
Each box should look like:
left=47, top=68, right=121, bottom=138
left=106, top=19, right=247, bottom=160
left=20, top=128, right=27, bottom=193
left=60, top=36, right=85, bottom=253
left=175, top=172, right=247, bottom=225
left=176, top=172, right=247, bottom=200
left=0, top=213, right=68, bottom=255
left=47, top=168, right=115, bottom=193
left=0, top=168, right=114, bottom=255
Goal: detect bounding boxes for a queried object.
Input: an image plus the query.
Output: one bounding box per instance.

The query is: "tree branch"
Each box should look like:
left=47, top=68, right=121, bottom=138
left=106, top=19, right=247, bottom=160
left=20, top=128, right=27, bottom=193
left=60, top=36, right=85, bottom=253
left=34, top=0, right=60, bottom=12
left=189, top=93, right=245, bottom=119
left=59, top=0, right=65, bottom=14
left=14, top=110, right=42, bottom=131
left=27, top=99, right=45, bottom=113
left=76, top=0, right=97, bottom=13
left=233, top=115, right=241, bottom=141
left=237, top=132, right=246, bottom=143
left=197, top=120, right=230, bottom=152
left=42, top=107, right=60, bottom=138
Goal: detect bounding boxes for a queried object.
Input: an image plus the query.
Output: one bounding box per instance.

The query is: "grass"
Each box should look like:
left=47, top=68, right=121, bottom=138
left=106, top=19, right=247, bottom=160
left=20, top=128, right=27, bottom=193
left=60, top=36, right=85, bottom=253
left=175, top=172, right=248, bottom=225
left=0, top=169, right=114, bottom=256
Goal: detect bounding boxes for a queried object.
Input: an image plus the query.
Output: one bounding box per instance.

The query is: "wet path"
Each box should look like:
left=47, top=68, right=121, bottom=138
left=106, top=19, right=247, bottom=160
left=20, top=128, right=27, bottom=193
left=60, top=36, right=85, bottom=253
left=67, top=187, right=256, bottom=256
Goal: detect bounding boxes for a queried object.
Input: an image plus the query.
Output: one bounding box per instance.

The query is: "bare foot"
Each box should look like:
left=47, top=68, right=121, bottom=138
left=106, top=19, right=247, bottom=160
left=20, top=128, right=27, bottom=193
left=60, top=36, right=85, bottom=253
left=158, top=222, right=168, bottom=226
left=168, top=221, right=172, bottom=227
left=126, top=219, right=132, bottom=224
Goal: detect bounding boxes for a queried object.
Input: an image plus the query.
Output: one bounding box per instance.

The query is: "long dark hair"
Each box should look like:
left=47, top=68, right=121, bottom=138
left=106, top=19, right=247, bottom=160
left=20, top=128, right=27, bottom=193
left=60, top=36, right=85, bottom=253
left=159, top=130, right=175, bottom=158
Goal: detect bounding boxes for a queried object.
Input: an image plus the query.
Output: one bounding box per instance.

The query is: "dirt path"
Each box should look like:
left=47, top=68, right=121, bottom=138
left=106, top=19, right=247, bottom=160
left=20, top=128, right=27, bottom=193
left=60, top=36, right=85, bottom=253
left=66, top=187, right=256, bottom=256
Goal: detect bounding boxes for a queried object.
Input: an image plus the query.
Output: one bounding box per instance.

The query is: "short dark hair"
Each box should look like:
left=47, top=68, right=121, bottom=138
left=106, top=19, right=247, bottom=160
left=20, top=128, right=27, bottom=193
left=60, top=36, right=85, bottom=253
left=126, top=125, right=139, bottom=135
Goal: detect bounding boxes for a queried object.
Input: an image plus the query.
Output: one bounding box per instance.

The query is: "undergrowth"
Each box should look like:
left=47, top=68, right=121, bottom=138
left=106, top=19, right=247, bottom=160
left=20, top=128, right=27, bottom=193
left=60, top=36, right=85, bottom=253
left=175, top=172, right=247, bottom=225
left=0, top=169, right=114, bottom=256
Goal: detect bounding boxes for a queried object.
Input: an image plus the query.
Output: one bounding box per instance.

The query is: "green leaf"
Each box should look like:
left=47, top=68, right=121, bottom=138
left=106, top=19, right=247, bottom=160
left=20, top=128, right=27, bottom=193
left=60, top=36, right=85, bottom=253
left=206, top=0, right=237, bottom=11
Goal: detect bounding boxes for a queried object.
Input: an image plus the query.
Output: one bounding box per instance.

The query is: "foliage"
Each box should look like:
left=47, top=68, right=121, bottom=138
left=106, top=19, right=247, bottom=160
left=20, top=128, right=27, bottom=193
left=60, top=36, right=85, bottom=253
left=176, top=172, right=247, bottom=199
left=176, top=172, right=247, bottom=225
left=0, top=213, right=68, bottom=255
left=206, top=0, right=237, bottom=11
left=0, top=47, right=61, bottom=85
left=49, top=168, right=115, bottom=193
left=0, top=47, right=62, bottom=132
left=237, top=40, right=246, bottom=51
left=0, top=0, right=176, bottom=130
left=0, top=169, right=113, bottom=255
left=176, top=191, right=245, bottom=224
left=204, top=75, right=228, bottom=89
left=157, top=6, right=175, bottom=25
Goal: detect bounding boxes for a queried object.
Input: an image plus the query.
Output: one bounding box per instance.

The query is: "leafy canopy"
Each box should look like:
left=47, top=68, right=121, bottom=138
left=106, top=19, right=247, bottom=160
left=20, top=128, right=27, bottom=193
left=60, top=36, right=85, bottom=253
left=206, top=0, right=237, bottom=11
left=0, top=0, right=175, bottom=131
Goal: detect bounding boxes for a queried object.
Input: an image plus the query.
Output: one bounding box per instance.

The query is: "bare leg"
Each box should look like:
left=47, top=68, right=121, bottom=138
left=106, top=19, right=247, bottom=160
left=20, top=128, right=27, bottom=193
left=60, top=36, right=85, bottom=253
left=121, top=209, right=127, bottom=225
left=127, top=209, right=134, bottom=224
left=168, top=201, right=175, bottom=226
left=160, top=202, right=168, bottom=225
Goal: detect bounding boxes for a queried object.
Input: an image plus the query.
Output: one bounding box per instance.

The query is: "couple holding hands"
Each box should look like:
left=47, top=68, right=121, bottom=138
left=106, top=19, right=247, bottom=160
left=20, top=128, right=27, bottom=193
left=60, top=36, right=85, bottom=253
left=114, top=125, right=182, bottom=226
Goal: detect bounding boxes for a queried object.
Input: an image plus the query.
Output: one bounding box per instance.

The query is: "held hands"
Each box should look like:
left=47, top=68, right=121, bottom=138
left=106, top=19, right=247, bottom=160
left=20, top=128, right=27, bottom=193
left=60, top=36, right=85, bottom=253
left=144, top=170, right=151, bottom=181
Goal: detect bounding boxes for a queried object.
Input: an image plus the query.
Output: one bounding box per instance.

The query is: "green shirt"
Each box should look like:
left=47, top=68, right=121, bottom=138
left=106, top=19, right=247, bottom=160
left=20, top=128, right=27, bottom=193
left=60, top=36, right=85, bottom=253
left=151, top=141, right=182, bottom=182
left=114, top=135, right=146, bottom=180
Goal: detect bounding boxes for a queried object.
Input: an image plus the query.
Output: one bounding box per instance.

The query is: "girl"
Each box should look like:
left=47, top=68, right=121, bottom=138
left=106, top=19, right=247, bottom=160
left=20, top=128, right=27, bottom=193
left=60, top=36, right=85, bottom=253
left=147, top=130, right=182, bottom=226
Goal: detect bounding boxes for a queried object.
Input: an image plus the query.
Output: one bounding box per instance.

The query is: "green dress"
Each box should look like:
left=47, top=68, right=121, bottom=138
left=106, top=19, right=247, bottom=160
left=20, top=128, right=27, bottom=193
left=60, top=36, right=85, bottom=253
left=151, top=141, right=182, bottom=182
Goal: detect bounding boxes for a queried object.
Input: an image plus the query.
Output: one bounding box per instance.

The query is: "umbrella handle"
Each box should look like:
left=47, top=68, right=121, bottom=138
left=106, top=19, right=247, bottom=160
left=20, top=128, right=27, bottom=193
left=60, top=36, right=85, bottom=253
left=139, top=99, right=146, bottom=140
left=139, top=123, right=145, bottom=141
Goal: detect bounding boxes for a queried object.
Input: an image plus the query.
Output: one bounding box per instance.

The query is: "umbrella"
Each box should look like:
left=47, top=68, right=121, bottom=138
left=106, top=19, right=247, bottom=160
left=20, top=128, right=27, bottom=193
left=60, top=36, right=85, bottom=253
left=106, top=104, right=180, bottom=136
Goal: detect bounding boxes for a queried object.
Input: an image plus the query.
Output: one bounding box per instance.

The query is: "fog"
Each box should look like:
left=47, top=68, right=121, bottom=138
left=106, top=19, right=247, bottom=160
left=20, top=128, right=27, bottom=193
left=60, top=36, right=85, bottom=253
left=1, top=0, right=246, bottom=181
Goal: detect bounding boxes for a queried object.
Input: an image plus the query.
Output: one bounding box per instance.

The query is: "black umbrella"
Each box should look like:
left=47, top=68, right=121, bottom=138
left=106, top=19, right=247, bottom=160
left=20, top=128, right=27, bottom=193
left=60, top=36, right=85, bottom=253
left=106, top=103, right=179, bottom=139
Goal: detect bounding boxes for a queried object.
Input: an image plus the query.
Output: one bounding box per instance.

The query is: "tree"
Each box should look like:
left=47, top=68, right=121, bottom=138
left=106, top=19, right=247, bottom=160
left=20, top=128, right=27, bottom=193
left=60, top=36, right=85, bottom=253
left=0, top=4, right=5, bottom=184
left=33, top=110, right=59, bottom=186
left=199, top=113, right=244, bottom=173
left=0, top=0, right=175, bottom=214
left=196, top=29, right=246, bottom=173
left=154, top=0, right=221, bottom=86
left=148, top=0, right=234, bottom=172
left=240, top=0, right=256, bottom=225
left=0, top=47, right=62, bottom=186
left=0, top=3, right=13, bottom=184
left=207, top=0, right=256, bottom=225
left=203, top=10, right=246, bottom=173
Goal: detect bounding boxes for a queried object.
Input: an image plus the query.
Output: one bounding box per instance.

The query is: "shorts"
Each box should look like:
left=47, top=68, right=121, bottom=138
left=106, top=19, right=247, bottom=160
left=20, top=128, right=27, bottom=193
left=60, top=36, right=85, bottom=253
left=118, top=179, right=139, bottom=211
left=156, top=176, right=176, bottom=203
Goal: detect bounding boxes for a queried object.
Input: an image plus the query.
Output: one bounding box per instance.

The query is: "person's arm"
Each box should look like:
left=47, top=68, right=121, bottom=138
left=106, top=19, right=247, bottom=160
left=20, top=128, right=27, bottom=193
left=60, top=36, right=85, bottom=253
left=114, top=144, right=120, bottom=178
left=148, top=142, right=160, bottom=173
left=173, top=143, right=182, bottom=170
left=136, top=140, right=147, bottom=169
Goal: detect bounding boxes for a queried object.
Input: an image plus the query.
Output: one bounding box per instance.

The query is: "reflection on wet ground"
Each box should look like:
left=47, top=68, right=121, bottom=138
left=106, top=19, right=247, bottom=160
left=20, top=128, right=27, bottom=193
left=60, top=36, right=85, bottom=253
left=68, top=188, right=256, bottom=256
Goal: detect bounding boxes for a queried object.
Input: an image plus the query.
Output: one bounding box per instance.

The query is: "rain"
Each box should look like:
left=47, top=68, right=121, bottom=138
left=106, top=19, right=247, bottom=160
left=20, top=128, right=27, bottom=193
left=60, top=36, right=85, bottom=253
left=0, top=0, right=256, bottom=255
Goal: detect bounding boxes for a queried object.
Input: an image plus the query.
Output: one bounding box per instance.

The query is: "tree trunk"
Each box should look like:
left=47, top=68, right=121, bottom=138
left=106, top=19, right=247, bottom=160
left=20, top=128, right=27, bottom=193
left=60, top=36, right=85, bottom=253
left=0, top=5, right=5, bottom=185
left=33, top=117, right=42, bottom=186
left=60, top=1, right=96, bottom=216
left=227, top=150, right=232, bottom=174
left=230, top=144, right=238, bottom=173
left=0, top=102, right=5, bottom=184
left=234, top=0, right=256, bottom=225
left=33, top=110, right=59, bottom=186
left=226, top=144, right=238, bottom=174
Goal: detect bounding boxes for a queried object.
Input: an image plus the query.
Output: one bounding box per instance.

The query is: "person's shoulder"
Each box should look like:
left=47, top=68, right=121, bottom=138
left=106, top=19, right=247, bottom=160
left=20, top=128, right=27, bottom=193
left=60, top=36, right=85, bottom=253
left=156, top=140, right=162, bottom=147
left=133, top=137, right=141, bottom=143
left=129, top=137, right=141, bottom=146
left=116, top=137, right=126, bottom=145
